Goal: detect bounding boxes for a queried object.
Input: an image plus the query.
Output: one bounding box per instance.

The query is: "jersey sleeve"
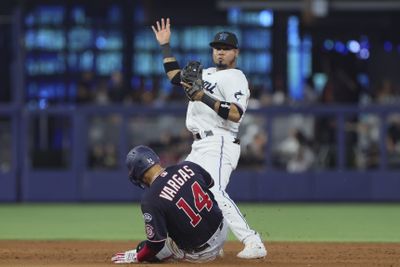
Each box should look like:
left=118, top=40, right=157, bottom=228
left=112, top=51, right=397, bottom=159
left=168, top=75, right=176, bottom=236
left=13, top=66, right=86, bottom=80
left=220, top=70, right=250, bottom=113
left=136, top=241, right=164, bottom=262
left=141, top=199, right=168, bottom=243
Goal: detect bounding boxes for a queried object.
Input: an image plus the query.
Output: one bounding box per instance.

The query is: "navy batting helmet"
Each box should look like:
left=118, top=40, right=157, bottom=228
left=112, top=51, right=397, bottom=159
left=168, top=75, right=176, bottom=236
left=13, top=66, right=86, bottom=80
left=126, top=145, right=160, bottom=188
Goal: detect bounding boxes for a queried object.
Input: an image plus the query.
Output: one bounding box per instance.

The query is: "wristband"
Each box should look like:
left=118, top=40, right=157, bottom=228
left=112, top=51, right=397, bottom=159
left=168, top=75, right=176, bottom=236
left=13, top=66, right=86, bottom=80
left=201, top=93, right=217, bottom=109
left=161, top=43, right=172, bottom=58
left=217, top=101, right=231, bottom=120
left=171, top=72, right=181, bottom=85
left=163, top=61, right=180, bottom=73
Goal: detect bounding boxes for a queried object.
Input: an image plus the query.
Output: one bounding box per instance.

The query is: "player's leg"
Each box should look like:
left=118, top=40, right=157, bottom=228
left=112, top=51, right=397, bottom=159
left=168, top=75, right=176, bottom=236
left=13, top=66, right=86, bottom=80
left=218, top=141, right=267, bottom=259
left=192, top=136, right=251, bottom=241
left=209, top=184, right=266, bottom=259
left=183, top=218, right=228, bottom=263
left=188, top=136, right=266, bottom=259
left=186, top=135, right=238, bottom=189
left=154, top=237, right=185, bottom=261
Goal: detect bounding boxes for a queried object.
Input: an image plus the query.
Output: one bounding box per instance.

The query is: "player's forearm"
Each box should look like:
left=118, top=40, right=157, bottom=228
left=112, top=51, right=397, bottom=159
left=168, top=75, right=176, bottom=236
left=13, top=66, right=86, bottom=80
left=136, top=243, right=157, bottom=262
left=160, top=43, right=172, bottom=58
left=136, top=241, right=164, bottom=262
left=200, top=93, right=242, bottom=123
left=161, top=43, right=181, bottom=85
left=163, top=57, right=180, bottom=80
left=225, top=103, right=242, bottom=122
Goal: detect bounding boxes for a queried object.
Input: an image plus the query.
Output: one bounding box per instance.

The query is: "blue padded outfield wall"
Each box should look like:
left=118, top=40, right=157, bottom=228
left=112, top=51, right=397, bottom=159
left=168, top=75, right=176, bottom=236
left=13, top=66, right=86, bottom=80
left=1, top=105, right=400, bottom=202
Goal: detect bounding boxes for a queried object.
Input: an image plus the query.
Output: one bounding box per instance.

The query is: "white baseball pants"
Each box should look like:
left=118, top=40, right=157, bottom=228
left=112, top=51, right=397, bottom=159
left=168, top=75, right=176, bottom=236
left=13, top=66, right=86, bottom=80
left=185, top=135, right=258, bottom=243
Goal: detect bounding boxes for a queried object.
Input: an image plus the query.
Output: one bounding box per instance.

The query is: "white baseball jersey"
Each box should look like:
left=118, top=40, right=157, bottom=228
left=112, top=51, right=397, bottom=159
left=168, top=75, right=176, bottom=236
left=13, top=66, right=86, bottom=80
left=186, top=67, right=250, bottom=137
left=185, top=67, right=263, bottom=244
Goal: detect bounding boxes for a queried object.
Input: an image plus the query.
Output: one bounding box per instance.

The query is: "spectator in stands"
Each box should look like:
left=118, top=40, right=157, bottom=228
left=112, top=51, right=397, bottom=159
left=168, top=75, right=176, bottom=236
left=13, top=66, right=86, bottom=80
left=271, top=76, right=287, bottom=105
left=277, top=128, right=315, bottom=172
left=94, top=80, right=110, bottom=105
left=375, top=78, right=399, bottom=105
left=302, top=75, right=318, bottom=104
left=0, top=121, right=11, bottom=172
left=241, top=131, right=268, bottom=168
left=347, top=115, right=380, bottom=169
left=387, top=115, right=400, bottom=168
left=332, top=69, right=361, bottom=104
left=108, top=71, right=131, bottom=104
left=76, top=71, right=95, bottom=104
left=88, top=143, right=105, bottom=168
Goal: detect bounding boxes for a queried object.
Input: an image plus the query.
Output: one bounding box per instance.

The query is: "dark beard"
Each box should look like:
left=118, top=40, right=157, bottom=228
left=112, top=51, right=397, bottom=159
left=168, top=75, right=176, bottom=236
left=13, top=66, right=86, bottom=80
left=216, top=61, right=228, bottom=70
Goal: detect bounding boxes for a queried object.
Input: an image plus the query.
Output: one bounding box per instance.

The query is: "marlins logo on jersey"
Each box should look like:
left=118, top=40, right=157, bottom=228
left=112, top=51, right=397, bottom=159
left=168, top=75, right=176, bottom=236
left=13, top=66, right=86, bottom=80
left=234, top=91, right=244, bottom=101
left=186, top=67, right=250, bottom=135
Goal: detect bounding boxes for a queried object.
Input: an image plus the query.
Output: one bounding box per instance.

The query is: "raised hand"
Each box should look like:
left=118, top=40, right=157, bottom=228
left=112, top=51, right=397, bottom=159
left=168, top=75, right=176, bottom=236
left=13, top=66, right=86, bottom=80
left=151, top=18, right=171, bottom=45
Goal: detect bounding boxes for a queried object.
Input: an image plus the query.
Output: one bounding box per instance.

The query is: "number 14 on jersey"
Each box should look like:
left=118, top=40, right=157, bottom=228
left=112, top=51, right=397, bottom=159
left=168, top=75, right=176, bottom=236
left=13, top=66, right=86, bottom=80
left=176, top=181, right=213, bottom=227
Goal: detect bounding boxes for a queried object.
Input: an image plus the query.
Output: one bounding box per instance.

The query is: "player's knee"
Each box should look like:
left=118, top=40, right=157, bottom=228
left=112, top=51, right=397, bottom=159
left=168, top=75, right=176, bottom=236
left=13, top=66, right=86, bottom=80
left=156, top=237, right=184, bottom=261
left=215, top=197, right=233, bottom=209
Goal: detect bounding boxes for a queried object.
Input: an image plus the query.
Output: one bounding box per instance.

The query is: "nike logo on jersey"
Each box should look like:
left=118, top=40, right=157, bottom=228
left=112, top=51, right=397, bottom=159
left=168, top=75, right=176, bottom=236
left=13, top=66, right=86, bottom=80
left=203, top=81, right=217, bottom=94
left=234, top=91, right=244, bottom=101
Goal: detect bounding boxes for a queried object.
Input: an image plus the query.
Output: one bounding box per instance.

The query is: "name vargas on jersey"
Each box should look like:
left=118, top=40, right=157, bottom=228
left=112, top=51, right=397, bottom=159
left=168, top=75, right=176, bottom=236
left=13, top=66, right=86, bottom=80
left=159, top=165, right=195, bottom=201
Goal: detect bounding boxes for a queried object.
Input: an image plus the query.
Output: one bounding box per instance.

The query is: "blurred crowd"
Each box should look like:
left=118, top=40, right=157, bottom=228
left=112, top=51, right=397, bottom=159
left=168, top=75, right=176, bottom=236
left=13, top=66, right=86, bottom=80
left=72, top=67, right=400, bottom=172
left=75, top=71, right=186, bottom=106
left=73, top=68, right=400, bottom=108
left=0, top=119, right=12, bottom=173
left=3, top=68, right=400, bottom=173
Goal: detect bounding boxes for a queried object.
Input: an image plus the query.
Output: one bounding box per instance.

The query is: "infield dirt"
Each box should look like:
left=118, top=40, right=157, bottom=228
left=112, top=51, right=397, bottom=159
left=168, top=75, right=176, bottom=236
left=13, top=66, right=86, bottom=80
left=1, top=240, right=400, bottom=266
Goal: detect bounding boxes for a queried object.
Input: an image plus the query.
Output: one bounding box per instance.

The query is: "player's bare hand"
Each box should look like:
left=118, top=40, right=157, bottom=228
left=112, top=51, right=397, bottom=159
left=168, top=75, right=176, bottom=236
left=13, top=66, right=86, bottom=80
left=151, top=18, right=171, bottom=45
left=180, top=81, right=191, bottom=90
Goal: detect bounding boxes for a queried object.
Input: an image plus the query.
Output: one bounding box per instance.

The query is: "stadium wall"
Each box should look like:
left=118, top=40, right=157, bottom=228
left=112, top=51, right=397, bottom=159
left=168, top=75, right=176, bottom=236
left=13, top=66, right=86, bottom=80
left=1, top=105, right=399, bottom=202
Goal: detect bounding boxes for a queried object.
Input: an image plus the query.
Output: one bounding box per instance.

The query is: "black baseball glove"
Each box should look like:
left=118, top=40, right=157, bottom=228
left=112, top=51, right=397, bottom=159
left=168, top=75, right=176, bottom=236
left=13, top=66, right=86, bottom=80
left=180, top=61, right=203, bottom=101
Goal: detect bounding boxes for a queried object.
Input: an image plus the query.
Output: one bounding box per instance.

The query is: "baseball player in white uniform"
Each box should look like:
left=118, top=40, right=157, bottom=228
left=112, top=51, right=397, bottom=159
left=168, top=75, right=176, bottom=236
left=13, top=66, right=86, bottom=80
left=152, top=18, right=267, bottom=259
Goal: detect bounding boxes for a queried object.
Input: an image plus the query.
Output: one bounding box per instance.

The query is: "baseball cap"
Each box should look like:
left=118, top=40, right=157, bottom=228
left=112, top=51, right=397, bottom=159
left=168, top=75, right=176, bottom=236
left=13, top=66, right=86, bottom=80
left=209, top=31, right=239, bottom=49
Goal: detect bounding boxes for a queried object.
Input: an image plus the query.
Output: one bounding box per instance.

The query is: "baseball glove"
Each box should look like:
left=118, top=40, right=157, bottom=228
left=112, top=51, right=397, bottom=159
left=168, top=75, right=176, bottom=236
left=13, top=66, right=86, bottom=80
left=180, top=61, right=203, bottom=101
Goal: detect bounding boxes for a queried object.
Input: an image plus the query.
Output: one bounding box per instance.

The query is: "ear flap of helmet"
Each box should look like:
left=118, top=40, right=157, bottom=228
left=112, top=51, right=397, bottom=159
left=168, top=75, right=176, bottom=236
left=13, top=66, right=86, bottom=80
left=128, top=169, right=145, bottom=189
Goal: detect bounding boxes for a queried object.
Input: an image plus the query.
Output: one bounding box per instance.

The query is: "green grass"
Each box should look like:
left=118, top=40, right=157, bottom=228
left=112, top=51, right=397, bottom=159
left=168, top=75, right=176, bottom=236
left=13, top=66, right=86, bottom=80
left=0, top=203, right=399, bottom=242
left=238, top=203, right=400, bottom=242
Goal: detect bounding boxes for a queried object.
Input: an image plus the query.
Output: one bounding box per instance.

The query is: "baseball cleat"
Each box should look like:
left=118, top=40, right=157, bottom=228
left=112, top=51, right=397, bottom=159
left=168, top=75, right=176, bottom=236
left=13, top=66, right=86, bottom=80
left=237, top=242, right=267, bottom=259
